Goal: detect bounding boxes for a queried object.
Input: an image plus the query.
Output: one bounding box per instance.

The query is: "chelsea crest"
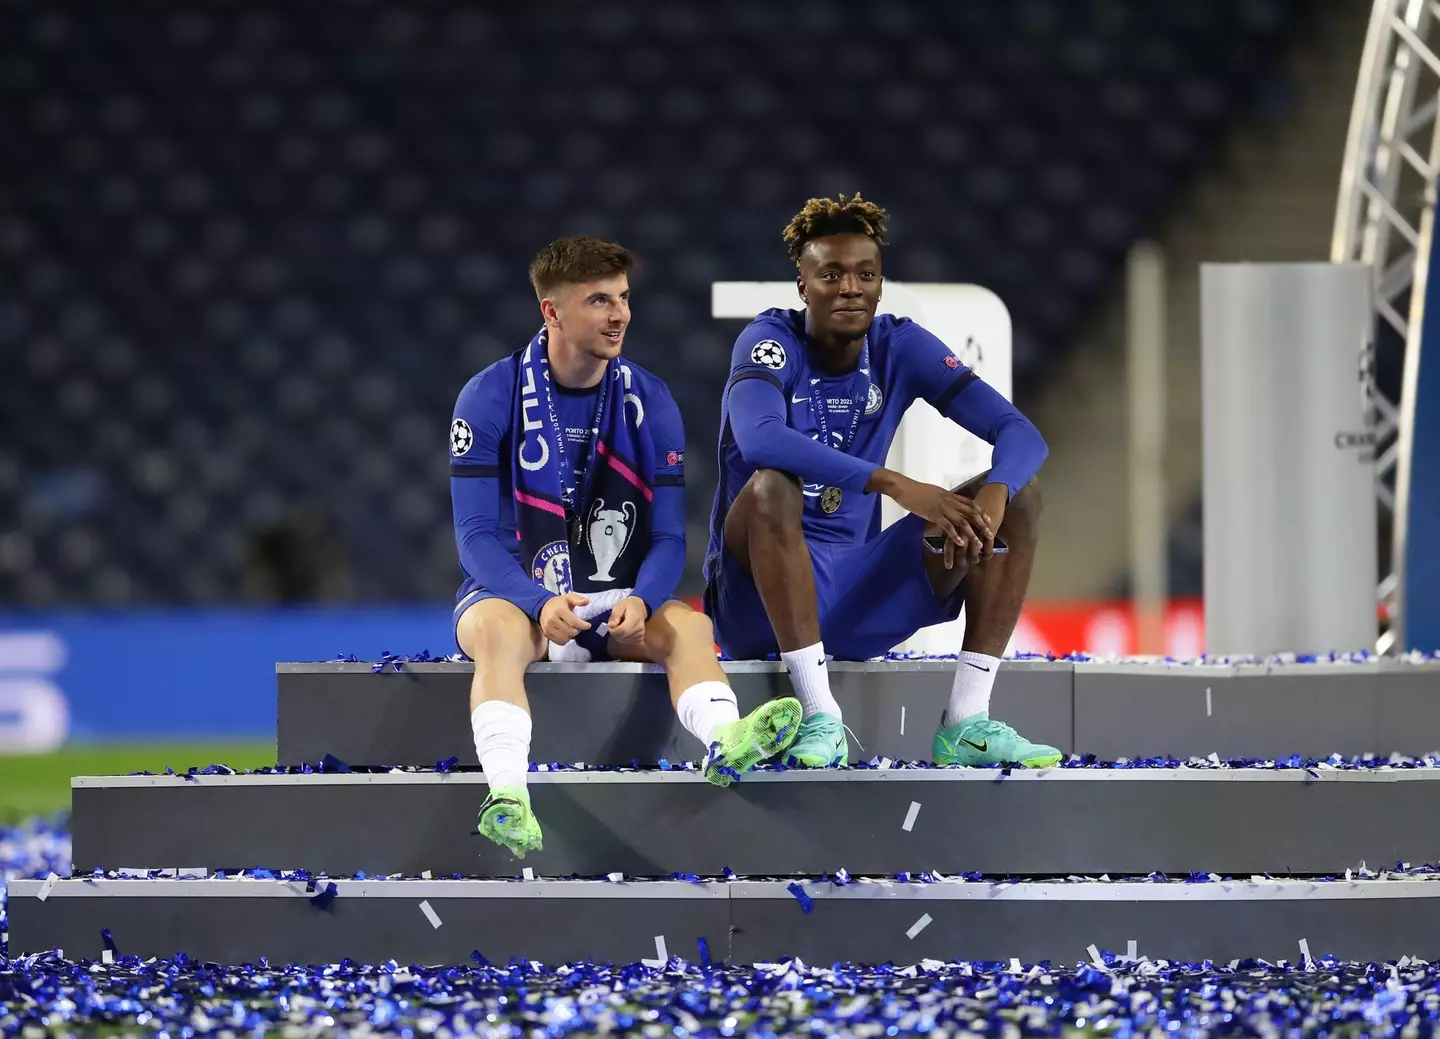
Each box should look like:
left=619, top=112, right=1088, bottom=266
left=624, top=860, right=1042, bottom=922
left=532, top=541, right=572, bottom=594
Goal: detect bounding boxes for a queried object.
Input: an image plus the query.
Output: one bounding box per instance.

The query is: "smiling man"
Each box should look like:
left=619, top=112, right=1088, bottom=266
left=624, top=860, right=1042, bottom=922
left=450, top=236, right=801, bottom=857
left=703, top=195, right=1060, bottom=769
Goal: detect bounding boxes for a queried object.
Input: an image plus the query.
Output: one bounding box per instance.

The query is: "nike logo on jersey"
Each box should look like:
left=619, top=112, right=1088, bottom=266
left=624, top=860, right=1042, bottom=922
left=791, top=394, right=810, bottom=403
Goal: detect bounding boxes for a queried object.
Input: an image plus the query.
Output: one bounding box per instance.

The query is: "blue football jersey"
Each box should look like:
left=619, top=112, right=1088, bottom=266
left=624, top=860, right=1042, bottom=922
left=704, top=308, right=979, bottom=582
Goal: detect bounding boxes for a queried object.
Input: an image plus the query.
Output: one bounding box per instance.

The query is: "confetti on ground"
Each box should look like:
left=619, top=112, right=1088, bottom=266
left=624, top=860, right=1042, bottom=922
left=3, top=952, right=1438, bottom=1036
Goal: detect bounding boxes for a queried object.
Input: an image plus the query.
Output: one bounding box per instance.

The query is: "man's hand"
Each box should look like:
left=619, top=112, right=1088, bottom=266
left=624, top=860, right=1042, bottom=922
left=539, top=592, right=591, bottom=645
left=973, top=483, right=1009, bottom=556
left=868, top=469, right=994, bottom=568
left=607, top=595, right=649, bottom=644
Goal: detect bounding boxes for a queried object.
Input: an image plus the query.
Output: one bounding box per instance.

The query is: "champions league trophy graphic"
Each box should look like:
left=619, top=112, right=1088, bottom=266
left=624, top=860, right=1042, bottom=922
left=587, top=498, right=636, bottom=582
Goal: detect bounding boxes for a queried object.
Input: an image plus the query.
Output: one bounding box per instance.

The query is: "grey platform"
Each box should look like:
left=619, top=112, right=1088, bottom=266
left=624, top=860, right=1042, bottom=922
left=276, top=659, right=1440, bottom=767
left=12, top=876, right=1440, bottom=966
left=70, top=768, right=1440, bottom=877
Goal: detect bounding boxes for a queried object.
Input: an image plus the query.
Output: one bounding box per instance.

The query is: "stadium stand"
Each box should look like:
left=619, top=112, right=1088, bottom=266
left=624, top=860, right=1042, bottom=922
left=0, top=0, right=1311, bottom=605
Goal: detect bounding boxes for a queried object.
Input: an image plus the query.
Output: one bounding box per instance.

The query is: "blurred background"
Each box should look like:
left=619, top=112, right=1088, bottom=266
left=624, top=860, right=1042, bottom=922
left=0, top=0, right=1381, bottom=799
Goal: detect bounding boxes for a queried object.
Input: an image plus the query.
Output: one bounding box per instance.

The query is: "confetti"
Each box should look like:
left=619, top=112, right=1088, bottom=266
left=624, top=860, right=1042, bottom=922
left=36, top=873, right=58, bottom=901
left=906, top=913, right=933, bottom=939
left=418, top=900, right=442, bottom=929
left=522, top=867, right=534, bottom=880
left=641, top=935, right=668, bottom=967
left=0, top=941, right=1437, bottom=1035
left=901, top=801, right=921, bottom=832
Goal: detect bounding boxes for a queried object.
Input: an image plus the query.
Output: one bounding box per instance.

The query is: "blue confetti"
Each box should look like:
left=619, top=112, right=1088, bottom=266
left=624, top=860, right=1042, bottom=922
left=786, top=880, right=813, bottom=914
left=309, top=881, right=338, bottom=909
left=321, top=753, right=352, bottom=773
left=2, top=946, right=1440, bottom=1035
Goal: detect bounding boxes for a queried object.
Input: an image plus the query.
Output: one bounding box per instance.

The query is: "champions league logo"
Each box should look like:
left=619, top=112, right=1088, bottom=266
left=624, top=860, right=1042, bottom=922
left=587, top=498, right=635, bottom=582
left=450, top=418, right=473, bottom=456
left=751, top=340, right=787, bottom=369
left=532, top=541, right=572, bottom=594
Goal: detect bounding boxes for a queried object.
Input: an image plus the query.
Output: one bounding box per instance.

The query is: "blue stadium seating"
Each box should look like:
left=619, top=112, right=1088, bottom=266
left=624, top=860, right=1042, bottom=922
left=0, top=0, right=1308, bottom=604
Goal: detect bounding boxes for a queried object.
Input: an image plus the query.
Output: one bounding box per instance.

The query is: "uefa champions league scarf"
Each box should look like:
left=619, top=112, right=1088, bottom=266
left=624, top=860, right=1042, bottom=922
left=511, top=327, right=656, bottom=609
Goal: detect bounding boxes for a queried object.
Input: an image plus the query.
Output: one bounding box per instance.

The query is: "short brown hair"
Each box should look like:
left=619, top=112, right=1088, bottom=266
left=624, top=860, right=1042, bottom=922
left=529, top=236, right=633, bottom=299
left=782, top=193, right=889, bottom=265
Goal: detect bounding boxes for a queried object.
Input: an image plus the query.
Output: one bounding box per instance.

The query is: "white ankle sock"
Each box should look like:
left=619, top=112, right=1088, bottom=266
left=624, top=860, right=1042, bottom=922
left=676, top=680, right=740, bottom=748
left=781, top=643, right=841, bottom=720
left=471, top=700, right=532, bottom=791
left=949, top=651, right=1000, bottom=722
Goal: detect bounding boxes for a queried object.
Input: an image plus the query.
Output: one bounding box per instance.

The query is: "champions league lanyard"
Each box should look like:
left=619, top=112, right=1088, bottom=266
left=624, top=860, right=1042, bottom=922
left=810, top=336, right=871, bottom=515
left=537, top=331, right=610, bottom=546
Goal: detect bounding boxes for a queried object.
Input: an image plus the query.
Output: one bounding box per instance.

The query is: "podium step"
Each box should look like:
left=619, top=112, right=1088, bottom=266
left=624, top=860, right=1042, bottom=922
left=11, top=874, right=1440, bottom=966
left=276, top=659, right=1440, bottom=768
left=70, top=765, right=1440, bottom=878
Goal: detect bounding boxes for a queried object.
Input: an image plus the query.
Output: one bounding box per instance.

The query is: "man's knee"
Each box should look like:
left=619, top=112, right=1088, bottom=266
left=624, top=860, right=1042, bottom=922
left=1003, top=477, right=1042, bottom=541
left=668, top=604, right=715, bottom=649
left=645, top=601, right=715, bottom=659
left=746, top=468, right=804, bottom=525
left=458, top=600, right=537, bottom=663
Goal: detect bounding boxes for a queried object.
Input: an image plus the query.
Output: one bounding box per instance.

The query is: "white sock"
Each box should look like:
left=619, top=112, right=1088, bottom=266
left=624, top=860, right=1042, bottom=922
left=471, top=700, right=532, bottom=792
left=781, top=643, right=841, bottom=720
left=675, top=680, right=740, bottom=748
left=949, top=651, right=1001, bottom=722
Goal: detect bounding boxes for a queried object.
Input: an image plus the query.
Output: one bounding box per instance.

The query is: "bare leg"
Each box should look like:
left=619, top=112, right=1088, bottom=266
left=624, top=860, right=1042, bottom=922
left=959, top=477, right=1042, bottom=655
left=920, top=475, right=1058, bottom=764
left=611, top=599, right=804, bottom=784
left=920, top=475, right=1043, bottom=656
left=722, top=468, right=820, bottom=651
left=456, top=597, right=547, bottom=716
left=456, top=597, right=549, bottom=855
left=721, top=468, right=843, bottom=741
left=608, top=599, right=726, bottom=709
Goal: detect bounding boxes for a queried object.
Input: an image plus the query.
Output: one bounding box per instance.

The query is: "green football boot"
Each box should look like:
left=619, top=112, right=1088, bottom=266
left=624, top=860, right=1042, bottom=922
left=783, top=712, right=848, bottom=768
left=477, top=785, right=544, bottom=858
left=933, top=711, right=1063, bottom=768
left=701, top=696, right=803, bottom=787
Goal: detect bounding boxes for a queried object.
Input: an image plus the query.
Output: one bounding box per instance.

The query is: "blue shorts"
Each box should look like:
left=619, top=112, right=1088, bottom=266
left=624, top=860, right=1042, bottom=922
left=451, top=589, right=614, bottom=661
left=703, top=512, right=963, bottom=661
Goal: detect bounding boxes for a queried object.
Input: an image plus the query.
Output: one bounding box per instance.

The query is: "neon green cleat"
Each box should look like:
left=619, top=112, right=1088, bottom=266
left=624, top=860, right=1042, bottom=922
left=783, top=712, right=848, bottom=768
left=933, top=711, right=1063, bottom=768
left=702, top=696, right=803, bottom=787
left=477, top=785, right=544, bottom=858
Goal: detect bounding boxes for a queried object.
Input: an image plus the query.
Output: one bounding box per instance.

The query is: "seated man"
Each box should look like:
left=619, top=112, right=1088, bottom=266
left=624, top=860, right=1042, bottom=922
left=704, top=194, right=1061, bottom=769
left=451, top=236, right=801, bottom=858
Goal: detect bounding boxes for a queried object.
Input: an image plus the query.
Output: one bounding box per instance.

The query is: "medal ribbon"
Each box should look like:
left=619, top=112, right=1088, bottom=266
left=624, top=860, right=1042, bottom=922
left=810, top=336, right=871, bottom=457
left=535, top=328, right=610, bottom=519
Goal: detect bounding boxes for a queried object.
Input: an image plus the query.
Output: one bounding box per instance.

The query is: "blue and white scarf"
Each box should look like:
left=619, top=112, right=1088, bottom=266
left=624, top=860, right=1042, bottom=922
left=511, top=327, right=655, bottom=656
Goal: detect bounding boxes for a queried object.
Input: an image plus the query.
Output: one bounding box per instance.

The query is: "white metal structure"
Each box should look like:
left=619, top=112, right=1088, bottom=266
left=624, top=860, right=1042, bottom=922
left=1333, top=0, right=1440, bottom=652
